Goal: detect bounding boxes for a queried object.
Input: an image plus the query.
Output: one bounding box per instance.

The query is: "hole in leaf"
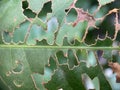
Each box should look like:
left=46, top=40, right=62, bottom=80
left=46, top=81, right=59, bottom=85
left=76, top=49, right=87, bottom=61
left=75, top=0, right=91, bottom=11
left=65, top=9, right=69, bottom=12
left=97, top=50, right=103, bottom=58
left=104, top=0, right=120, bottom=10
left=68, top=49, right=79, bottom=69
left=38, top=1, right=52, bottom=21
left=22, top=1, right=28, bottom=9
left=116, top=31, right=120, bottom=42
left=99, top=13, right=115, bottom=39
left=56, top=51, right=67, bottom=64
left=62, top=37, right=71, bottom=46
left=66, top=8, right=77, bottom=23
left=84, top=29, right=98, bottom=45
left=23, top=9, right=36, bottom=18
left=36, top=39, right=48, bottom=45
left=70, top=40, right=75, bottom=45
left=47, top=57, right=57, bottom=71
left=89, top=0, right=98, bottom=6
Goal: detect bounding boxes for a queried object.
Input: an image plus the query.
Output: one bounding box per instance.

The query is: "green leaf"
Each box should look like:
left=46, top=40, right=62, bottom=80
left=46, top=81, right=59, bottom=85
left=102, top=50, right=113, bottom=61
left=0, top=47, right=56, bottom=90
left=92, top=77, right=100, bottom=90
left=47, top=56, right=57, bottom=71
left=76, top=49, right=88, bottom=61
left=0, top=48, right=36, bottom=90
left=51, top=0, right=73, bottom=24
left=45, top=62, right=112, bottom=90
left=12, top=21, right=30, bottom=44
left=26, top=17, right=58, bottom=45
left=87, top=51, right=97, bottom=66
left=45, top=65, right=86, bottom=90
left=27, top=0, right=48, bottom=13
left=98, top=0, right=115, bottom=6
left=68, top=49, right=79, bottom=69
left=31, top=67, right=52, bottom=90
left=0, top=0, right=119, bottom=89
left=38, top=1, right=52, bottom=21
left=24, top=48, right=53, bottom=74
left=0, top=0, right=26, bottom=32
left=56, top=51, right=68, bottom=65
left=2, top=31, right=12, bottom=44
left=93, top=38, right=113, bottom=47
left=3, top=17, right=59, bottom=45
left=32, top=17, right=47, bottom=30
left=56, top=21, right=88, bottom=45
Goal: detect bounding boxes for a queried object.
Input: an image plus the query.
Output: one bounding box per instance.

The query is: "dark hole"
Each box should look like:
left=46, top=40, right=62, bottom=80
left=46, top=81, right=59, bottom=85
left=38, top=1, right=52, bottom=20
left=22, top=1, right=29, bottom=9
left=23, top=9, right=36, bottom=18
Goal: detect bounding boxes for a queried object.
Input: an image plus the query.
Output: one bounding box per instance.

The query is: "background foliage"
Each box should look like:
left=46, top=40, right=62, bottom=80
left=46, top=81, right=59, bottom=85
left=0, top=0, right=120, bottom=90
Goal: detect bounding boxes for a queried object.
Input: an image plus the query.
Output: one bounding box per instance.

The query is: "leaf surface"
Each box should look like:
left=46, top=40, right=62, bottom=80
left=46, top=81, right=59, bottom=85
left=27, top=0, right=48, bottom=13
left=50, top=0, right=73, bottom=24
left=0, top=0, right=26, bottom=32
left=45, top=62, right=112, bottom=90
left=0, top=47, right=56, bottom=90
left=98, top=0, right=115, bottom=6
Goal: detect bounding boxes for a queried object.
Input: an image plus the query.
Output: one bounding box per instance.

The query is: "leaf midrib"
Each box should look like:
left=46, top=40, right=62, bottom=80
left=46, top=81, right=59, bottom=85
left=0, top=45, right=119, bottom=50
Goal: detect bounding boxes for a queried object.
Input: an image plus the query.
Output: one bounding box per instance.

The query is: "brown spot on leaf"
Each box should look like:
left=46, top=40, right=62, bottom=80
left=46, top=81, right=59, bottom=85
left=66, top=1, right=119, bottom=41
left=67, top=0, right=97, bottom=28
left=109, top=62, right=120, bottom=83
left=71, top=8, right=97, bottom=29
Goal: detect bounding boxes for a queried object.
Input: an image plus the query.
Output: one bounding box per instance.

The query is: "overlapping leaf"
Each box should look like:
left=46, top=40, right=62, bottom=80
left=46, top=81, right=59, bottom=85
left=45, top=62, right=112, bottom=90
